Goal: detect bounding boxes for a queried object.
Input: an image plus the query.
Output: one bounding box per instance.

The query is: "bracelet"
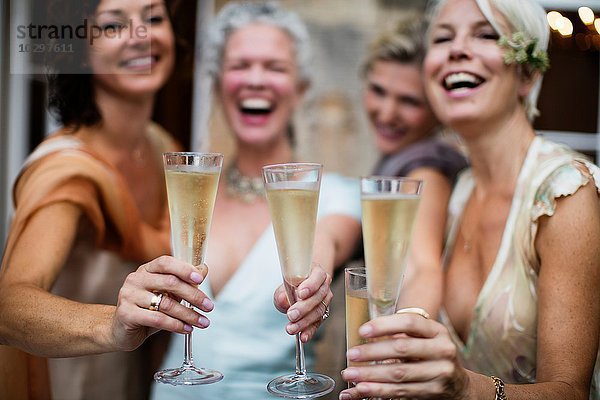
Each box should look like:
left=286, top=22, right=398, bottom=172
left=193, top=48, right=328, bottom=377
left=490, top=376, right=507, bottom=400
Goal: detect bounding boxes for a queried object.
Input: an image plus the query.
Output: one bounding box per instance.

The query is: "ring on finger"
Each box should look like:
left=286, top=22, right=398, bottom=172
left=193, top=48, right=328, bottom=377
left=320, top=300, right=330, bottom=320
left=149, top=292, right=165, bottom=312
left=396, top=307, right=430, bottom=319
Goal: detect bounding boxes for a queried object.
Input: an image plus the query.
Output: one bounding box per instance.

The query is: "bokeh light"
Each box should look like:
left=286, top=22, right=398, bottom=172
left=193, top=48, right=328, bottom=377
left=547, top=11, right=563, bottom=30
left=578, top=7, right=595, bottom=25
left=595, top=18, right=600, bottom=35
left=558, top=17, right=574, bottom=37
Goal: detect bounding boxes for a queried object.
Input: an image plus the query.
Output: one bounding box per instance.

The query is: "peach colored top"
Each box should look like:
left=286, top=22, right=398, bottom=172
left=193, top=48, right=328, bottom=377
left=441, top=136, right=600, bottom=399
left=1, top=122, right=177, bottom=400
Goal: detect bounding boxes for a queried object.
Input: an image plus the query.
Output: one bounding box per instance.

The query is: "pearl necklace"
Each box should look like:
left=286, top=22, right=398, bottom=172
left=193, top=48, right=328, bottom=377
left=225, top=163, right=265, bottom=204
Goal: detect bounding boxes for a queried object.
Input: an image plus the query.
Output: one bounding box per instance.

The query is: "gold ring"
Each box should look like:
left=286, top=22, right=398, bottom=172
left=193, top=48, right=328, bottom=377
left=149, top=292, right=164, bottom=312
left=321, top=300, right=330, bottom=320
left=396, top=307, right=430, bottom=319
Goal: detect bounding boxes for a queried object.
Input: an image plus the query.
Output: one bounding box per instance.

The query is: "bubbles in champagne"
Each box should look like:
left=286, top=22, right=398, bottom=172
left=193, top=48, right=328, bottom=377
left=165, top=169, right=219, bottom=265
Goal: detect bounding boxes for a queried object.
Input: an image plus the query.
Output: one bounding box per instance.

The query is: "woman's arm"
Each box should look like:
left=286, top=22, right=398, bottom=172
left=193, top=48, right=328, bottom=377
left=339, top=180, right=600, bottom=400
left=398, top=167, right=451, bottom=317
left=0, top=201, right=214, bottom=357
left=531, top=180, right=600, bottom=399
left=313, top=214, right=362, bottom=275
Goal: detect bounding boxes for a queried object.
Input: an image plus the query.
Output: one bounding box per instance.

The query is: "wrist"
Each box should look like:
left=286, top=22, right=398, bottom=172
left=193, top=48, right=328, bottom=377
left=95, top=305, right=122, bottom=352
left=462, top=370, right=497, bottom=400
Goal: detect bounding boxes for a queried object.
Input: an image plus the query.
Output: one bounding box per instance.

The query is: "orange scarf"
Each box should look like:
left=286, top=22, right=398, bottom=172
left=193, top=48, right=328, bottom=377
left=0, top=124, right=177, bottom=399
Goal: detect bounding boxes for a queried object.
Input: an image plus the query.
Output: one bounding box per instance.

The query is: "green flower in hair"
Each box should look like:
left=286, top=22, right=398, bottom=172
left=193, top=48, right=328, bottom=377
left=498, top=32, right=550, bottom=73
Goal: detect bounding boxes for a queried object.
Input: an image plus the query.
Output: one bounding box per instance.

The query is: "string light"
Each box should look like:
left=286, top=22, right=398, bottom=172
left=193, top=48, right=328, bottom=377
left=547, top=11, right=563, bottom=30
left=544, top=6, right=600, bottom=52
left=578, top=7, right=595, bottom=25
left=558, top=17, right=574, bottom=37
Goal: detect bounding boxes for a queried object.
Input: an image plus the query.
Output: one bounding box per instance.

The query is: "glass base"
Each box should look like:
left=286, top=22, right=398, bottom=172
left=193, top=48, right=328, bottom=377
left=267, top=373, right=335, bottom=399
left=154, top=365, right=223, bottom=386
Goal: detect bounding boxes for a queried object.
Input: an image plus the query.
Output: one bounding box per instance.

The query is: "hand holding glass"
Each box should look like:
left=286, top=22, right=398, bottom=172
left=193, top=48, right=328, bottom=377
left=154, top=152, right=223, bottom=386
left=263, top=162, right=335, bottom=399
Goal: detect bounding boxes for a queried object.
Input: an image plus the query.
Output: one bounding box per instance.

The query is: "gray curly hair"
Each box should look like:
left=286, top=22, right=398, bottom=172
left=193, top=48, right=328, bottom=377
left=204, top=1, right=312, bottom=84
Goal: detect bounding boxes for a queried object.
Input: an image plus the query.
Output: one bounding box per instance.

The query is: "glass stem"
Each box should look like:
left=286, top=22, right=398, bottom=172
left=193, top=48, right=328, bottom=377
left=295, top=332, right=307, bottom=377
left=182, top=300, right=194, bottom=367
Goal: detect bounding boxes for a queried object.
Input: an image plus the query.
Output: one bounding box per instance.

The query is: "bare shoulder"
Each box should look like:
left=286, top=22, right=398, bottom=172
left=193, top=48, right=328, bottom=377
left=407, top=167, right=452, bottom=195
left=536, top=180, right=600, bottom=259
left=406, top=167, right=452, bottom=224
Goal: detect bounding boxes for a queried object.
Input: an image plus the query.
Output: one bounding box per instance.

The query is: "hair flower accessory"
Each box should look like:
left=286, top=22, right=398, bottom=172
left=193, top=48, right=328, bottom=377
left=498, top=32, right=549, bottom=73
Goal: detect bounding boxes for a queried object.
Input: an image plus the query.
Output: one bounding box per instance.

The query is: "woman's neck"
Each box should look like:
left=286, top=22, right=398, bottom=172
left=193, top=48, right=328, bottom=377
left=234, top=136, right=294, bottom=177
left=77, top=88, right=156, bottom=170
left=93, top=87, right=155, bottom=148
left=460, top=109, right=536, bottom=195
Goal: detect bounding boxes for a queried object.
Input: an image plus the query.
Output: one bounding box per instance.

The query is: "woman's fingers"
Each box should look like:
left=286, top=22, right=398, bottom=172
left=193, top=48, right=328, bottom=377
left=117, top=290, right=210, bottom=334
left=340, top=379, right=447, bottom=400
left=358, top=312, right=439, bottom=341
left=341, top=359, right=453, bottom=384
left=141, top=272, right=214, bottom=312
left=126, top=257, right=212, bottom=312
left=338, top=314, right=467, bottom=400
left=117, top=257, right=216, bottom=334
left=285, top=268, right=332, bottom=335
left=147, top=292, right=211, bottom=329
left=116, top=299, right=194, bottom=336
left=286, top=288, right=332, bottom=335
left=286, top=265, right=330, bottom=317
left=295, top=264, right=329, bottom=301
left=346, top=331, right=455, bottom=364
left=141, top=256, right=208, bottom=286
left=273, top=285, right=290, bottom=313
left=270, top=264, right=333, bottom=338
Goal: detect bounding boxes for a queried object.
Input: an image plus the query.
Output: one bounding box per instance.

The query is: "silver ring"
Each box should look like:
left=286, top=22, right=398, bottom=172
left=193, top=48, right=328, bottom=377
left=149, top=292, right=164, bottom=312
left=321, top=300, right=330, bottom=320
left=395, top=307, right=430, bottom=319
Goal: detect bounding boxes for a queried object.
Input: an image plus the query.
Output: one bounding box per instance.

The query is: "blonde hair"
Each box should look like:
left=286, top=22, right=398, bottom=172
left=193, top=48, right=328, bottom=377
left=426, top=0, right=550, bottom=120
left=362, top=13, right=428, bottom=77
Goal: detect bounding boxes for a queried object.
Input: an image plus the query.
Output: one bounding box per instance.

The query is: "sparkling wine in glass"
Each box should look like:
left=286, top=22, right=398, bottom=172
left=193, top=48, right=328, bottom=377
left=154, top=152, right=224, bottom=386
left=345, top=266, right=369, bottom=369
left=263, top=162, right=335, bottom=399
left=361, top=177, right=422, bottom=320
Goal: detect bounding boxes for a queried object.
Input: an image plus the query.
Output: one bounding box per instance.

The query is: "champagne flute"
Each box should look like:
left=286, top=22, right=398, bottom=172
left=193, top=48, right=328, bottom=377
left=154, top=152, right=224, bottom=386
left=262, top=162, right=335, bottom=399
left=345, top=266, right=371, bottom=399
left=345, top=266, right=369, bottom=370
left=360, top=177, right=422, bottom=320
left=361, top=177, right=421, bottom=400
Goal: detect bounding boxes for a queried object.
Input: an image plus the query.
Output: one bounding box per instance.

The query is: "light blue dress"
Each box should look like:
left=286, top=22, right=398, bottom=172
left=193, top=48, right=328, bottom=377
left=151, top=173, right=361, bottom=400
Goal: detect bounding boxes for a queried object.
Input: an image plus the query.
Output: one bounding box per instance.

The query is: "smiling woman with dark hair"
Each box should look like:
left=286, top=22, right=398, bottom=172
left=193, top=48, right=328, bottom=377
left=0, top=1, right=211, bottom=399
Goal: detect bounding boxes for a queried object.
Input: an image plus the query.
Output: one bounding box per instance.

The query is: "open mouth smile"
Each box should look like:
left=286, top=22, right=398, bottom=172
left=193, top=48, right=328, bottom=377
left=443, top=72, right=485, bottom=93
left=239, top=98, right=274, bottom=115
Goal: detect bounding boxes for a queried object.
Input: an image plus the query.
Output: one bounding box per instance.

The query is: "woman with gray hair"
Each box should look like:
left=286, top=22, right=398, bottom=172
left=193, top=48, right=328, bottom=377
left=340, top=0, right=600, bottom=399
left=151, top=2, right=361, bottom=399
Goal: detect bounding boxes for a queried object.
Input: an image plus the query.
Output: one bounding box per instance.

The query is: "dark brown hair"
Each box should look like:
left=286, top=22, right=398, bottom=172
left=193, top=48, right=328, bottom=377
left=45, top=0, right=185, bottom=129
